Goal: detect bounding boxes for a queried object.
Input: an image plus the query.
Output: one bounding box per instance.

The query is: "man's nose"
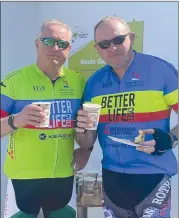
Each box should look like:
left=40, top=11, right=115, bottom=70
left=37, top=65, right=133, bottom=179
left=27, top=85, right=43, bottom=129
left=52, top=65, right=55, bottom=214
left=108, top=43, right=118, bottom=51
left=52, top=42, right=59, bottom=51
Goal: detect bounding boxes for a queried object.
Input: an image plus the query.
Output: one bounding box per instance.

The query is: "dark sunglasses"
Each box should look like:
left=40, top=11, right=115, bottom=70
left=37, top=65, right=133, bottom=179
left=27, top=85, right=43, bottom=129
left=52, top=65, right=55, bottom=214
left=40, top=38, right=70, bottom=49
left=96, top=33, right=130, bottom=49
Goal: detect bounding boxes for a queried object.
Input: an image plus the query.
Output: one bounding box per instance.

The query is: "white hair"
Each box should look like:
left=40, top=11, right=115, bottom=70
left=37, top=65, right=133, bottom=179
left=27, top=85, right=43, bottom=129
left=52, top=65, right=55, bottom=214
left=38, top=19, right=72, bottom=40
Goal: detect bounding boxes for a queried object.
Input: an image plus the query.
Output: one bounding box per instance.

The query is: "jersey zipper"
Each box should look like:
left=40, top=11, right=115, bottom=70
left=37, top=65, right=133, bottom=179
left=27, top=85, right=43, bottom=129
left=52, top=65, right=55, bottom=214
left=41, top=74, right=63, bottom=178
left=51, top=79, right=60, bottom=178
left=111, top=71, right=123, bottom=170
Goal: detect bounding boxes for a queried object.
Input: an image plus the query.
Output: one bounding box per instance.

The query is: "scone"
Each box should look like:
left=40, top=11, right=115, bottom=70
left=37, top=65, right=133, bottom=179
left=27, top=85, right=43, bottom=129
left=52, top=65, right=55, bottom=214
left=134, top=130, right=145, bottom=144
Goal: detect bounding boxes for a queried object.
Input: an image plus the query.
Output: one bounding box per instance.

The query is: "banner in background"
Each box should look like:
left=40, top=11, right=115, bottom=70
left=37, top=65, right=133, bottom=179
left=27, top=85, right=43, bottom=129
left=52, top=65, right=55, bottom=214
left=69, top=20, right=144, bottom=81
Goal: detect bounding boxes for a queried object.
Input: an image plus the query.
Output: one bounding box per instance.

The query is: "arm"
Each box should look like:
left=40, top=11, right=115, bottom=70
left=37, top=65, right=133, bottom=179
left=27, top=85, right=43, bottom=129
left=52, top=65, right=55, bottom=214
left=1, top=116, right=15, bottom=138
left=1, top=106, right=46, bottom=138
left=1, top=75, right=45, bottom=138
left=74, top=79, right=97, bottom=150
left=1, top=77, right=15, bottom=138
left=75, top=130, right=97, bottom=149
left=137, top=63, right=178, bottom=154
left=75, top=109, right=97, bottom=149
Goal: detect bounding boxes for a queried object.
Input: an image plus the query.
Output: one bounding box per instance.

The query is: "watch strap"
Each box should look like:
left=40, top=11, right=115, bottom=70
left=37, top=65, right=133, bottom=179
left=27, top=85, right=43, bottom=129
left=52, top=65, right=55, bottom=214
left=169, top=132, right=178, bottom=148
left=8, top=115, right=18, bottom=130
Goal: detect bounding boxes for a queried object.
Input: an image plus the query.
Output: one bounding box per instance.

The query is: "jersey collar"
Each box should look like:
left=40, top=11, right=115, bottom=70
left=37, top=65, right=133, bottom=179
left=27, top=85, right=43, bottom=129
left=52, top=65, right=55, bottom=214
left=34, top=64, right=66, bottom=78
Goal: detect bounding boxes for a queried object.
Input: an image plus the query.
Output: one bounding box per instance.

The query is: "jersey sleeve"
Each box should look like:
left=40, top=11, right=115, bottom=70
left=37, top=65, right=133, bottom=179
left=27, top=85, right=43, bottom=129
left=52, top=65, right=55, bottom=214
left=0, top=75, right=15, bottom=118
left=163, top=63, right=178, bottom=113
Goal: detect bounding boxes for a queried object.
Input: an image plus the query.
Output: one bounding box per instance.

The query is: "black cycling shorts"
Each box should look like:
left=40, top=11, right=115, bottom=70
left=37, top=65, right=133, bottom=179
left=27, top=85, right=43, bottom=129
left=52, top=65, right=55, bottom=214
left=102, top=168, right=171, bottom=218
left=11, top=176, right=74, bottom=215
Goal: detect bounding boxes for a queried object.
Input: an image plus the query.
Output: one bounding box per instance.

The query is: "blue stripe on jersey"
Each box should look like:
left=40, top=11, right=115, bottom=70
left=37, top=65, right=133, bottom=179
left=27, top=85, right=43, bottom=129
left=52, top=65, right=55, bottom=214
left=1, top=94, right=14, bottom=114
left=12, top=99, right=81, bottom=119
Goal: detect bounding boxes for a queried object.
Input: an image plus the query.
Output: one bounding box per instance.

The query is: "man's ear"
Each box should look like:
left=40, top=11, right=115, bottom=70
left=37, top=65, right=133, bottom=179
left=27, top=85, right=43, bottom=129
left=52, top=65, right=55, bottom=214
left=94, top=43, right=100, bottom=53
left=129, top=32, right=135, bottom=45
left=35, top=39, right=39, bottom=51
left=67, top=45, right=71, bottom=52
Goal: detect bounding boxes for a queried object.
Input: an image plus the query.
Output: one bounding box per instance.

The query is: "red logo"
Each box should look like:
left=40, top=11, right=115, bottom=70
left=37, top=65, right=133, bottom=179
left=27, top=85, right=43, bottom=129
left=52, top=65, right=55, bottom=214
left=104, top=126, right=110, bottom=134
left=132, top=72, right=140, bottom=79
left=8, top=150, right=14, bottom=159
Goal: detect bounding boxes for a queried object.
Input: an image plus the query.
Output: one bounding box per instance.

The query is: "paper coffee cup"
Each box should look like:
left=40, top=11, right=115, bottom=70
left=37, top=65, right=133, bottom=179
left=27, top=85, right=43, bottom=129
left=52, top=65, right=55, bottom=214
left=83, top=103, right=101, bottom=130
left=32, top=102, right=51, bottom=127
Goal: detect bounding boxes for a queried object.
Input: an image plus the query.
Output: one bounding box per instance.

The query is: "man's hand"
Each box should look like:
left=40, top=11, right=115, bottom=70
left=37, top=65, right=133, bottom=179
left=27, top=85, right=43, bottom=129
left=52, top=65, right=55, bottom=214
left=136, top=129, right=155, bottom=154
left=72, top=147, right=91, bottom=174
left=75, top=109, right=95, bottom=133
left=136, top=128, right=174, bottom=155
left=13, top=104, right=46, bottom=128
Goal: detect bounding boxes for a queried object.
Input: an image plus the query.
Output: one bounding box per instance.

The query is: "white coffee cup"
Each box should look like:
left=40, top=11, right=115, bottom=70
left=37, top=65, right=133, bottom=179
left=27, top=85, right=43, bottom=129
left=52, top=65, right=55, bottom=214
left=83, top=102, right=101, bottom=130
left=32, top=102, right=51, bottom=127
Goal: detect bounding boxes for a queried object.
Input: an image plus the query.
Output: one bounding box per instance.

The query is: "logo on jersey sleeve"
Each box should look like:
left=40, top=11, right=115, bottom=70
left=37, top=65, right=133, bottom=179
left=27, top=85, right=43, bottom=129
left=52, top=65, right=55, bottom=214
left=63, top=80, right=69, bottom=88
left=132, top=72, right=140, bottom=80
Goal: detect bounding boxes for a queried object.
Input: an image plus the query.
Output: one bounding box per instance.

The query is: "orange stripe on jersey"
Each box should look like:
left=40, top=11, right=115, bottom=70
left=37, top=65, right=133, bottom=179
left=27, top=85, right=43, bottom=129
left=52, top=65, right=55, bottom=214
left=99, top=109, right=171, bottom=123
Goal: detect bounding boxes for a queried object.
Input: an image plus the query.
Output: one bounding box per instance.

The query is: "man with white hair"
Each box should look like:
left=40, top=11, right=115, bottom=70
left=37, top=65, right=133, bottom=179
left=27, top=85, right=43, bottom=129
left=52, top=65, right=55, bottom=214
left=1, top=19, right=91, bottom=218
left=75, top=16, right=178, bottom=218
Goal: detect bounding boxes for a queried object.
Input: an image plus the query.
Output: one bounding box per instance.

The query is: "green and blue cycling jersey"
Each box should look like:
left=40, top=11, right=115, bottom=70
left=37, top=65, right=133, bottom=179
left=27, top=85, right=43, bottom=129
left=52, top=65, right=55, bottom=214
left=1, top=64, right=85, bottom=179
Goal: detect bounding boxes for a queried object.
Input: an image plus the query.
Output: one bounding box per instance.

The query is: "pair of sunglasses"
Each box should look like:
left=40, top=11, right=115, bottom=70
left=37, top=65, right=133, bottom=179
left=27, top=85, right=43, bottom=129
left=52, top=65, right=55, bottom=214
left=96, top=33, right=130, bottom=49
left=40, top=38, right=70, bottom=49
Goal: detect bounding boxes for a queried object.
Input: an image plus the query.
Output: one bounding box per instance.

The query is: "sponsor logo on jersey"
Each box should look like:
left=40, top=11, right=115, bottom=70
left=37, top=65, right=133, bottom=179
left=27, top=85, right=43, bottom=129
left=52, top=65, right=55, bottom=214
left=102, top=81, right=113, bottom=88
left=63, top=80, right=69, bottom=88
left=101, top=93, right=135, bottom=122
left=33, top=85, right=45, bottom=92
left=132, top=72, right=140, bottom=80
left=39, top=133, right=72, bottom=140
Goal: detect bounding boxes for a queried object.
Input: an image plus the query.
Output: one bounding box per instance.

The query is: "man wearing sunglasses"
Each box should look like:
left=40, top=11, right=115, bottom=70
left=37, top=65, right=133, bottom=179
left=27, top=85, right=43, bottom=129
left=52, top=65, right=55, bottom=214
left=75, top=16, right=178, bottom=218
left=1, top=19, right=91, bottom=218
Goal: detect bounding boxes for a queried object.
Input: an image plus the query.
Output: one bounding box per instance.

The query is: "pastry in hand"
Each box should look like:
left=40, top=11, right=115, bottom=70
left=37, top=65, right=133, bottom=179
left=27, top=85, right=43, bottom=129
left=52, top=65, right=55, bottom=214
left=134, top=130, right=145, bottom=144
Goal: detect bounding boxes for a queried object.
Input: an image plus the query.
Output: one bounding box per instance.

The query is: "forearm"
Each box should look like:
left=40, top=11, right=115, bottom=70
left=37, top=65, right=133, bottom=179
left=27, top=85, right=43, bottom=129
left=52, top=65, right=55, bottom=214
left=1, top=117, right=14, bottom=138
left=75, top=130, right=97, bottom=149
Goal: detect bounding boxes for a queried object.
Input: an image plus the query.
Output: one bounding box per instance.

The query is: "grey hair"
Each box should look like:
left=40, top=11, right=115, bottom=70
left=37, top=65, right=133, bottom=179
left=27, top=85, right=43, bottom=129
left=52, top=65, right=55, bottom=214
left=94, top=16, right=130, bottom=41
left=38, top=19, right=72, bottom=40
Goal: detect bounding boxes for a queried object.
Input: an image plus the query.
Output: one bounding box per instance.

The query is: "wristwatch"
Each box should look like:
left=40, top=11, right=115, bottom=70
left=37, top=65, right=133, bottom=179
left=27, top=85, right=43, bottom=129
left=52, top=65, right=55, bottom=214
left=8, top=115, right=18, bottom=130
left=169, top=132, right=178, bottom=148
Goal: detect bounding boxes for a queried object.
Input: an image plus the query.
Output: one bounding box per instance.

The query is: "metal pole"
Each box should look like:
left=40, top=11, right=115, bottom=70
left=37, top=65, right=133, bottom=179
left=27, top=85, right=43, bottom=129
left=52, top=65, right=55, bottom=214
left=77, top=207, right=88, bottom=218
